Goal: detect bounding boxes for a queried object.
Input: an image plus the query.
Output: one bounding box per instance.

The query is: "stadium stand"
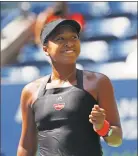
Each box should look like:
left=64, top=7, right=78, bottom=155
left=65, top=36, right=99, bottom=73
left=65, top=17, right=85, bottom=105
left=1, top=2, right=137, bottom=83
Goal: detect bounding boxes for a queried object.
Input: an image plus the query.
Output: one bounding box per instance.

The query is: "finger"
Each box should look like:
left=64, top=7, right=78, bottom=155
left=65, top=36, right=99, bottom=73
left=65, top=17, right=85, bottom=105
left=92, top=107, right=97, bottom=111
left=91, top=111, right=105, bottom=117
left=89, top=115, right=106, bottom=123
left=91, top=120, right=97, bottom=125
left=89, top=119, right=93, bottom=124
left=89, top=115, right=102, bottom=123
left=90, top=118, right=104, bottom=126
left=89, top=118, right=102, bottom=126
left=92, top=106, right=100, bottom=112
left=99, top=108, right=106, bottom=114
left=89, top=113, right=105, bottom=120
left=89, top=118, right=96, bottom=124
left=94, top=105, right=106, bottom=114
left=89, top=115, right=97, bottom=120
left=89, top=118, right=97, bottom=122
left=91, top=110, right=106, bottom=115
left=94, top=105, right=100, bottom=111
left=91, top=111, right=101, bottom=116
left=94, top=104, right=99, bottom=108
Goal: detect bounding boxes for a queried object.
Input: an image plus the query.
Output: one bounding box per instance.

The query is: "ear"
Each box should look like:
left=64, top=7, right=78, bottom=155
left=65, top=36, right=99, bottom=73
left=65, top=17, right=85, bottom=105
left=43, top=45, right=49, bottom=56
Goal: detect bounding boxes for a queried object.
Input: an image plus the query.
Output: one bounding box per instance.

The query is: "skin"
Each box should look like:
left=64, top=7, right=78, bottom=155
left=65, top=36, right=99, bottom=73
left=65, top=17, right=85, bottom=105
left=17, top=26, right=123, bottom=156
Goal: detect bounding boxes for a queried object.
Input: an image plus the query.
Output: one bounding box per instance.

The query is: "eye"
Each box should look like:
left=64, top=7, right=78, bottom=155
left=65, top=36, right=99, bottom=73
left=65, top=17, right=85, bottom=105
left=72, top=35, right=78, bottom=40
left=55, top=37, right=64, bottom=41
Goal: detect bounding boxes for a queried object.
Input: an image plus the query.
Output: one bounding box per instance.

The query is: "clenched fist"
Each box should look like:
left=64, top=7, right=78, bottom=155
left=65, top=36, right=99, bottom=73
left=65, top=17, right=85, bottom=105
left=89, top=105, right=106, bottom=131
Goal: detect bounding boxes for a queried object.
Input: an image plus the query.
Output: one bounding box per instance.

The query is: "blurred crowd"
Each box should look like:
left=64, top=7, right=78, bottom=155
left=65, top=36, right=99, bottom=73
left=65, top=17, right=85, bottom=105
left=1, top=2, right=137, bottom=83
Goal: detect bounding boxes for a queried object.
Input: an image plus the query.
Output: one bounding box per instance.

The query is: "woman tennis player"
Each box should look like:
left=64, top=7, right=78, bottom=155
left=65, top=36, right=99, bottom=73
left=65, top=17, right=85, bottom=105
left=17, top=19, right=122, bottom=156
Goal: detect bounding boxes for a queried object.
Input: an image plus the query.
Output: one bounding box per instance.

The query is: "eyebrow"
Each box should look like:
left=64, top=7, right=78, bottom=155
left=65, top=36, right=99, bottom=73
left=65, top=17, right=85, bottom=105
left=50, top=31, right=78, bottom=40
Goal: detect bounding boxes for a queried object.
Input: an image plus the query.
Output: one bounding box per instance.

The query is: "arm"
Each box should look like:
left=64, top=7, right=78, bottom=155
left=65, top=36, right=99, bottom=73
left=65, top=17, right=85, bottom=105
left=34, top=12, right=49, bottom=45
left=34, top=7, right=54, bottom=45
left=17, top=86, right=38, bottom=156
left=97, top=75, right=123, bottom=147
left=35, top=2, right=68, bottom=45
left=53, top=2, right=68, bottom=17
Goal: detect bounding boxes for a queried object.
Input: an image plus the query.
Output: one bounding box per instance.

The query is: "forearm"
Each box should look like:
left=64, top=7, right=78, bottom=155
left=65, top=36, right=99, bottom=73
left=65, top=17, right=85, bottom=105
left=103, top=126, right=122, bottom=147
left=17, top=145, right=37, bottom=156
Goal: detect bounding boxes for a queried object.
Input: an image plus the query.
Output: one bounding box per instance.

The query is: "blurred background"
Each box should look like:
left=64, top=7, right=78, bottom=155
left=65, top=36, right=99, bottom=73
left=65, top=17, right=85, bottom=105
left=1, top=1, right=137, bottom=156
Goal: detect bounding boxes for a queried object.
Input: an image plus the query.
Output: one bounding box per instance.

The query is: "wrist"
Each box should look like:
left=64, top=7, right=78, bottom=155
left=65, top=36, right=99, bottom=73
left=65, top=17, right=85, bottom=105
left=93, top=122, right=104, bottom=131
left=94, top=120, right=111, bottom=137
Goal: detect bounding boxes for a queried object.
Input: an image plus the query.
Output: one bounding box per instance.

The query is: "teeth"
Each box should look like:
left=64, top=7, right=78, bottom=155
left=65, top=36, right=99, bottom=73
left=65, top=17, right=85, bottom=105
left=65, top=50, right=74, bottom=53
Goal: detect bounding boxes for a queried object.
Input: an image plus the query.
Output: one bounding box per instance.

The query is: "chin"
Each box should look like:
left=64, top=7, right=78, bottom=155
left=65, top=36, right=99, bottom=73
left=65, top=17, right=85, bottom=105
left=61, top=58, right=77, bottom=64
left=61, top=61, right=76, bottom=65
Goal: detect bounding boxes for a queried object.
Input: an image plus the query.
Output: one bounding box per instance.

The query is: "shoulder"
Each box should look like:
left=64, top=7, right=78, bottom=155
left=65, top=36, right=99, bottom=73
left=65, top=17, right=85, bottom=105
left=20, top=76, right=47, bottom=105
left=83, top=70, right=112, bottom=88
left=83, top=70, right=110, bottom=82
left=23, top=77, right=46, bottom=93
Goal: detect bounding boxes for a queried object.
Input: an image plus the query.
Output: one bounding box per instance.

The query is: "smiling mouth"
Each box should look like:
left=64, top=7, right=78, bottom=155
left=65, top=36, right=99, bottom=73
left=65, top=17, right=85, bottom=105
left=62, top=50, right=76, bottom=56
left=65, top=50, right=74, bottom=53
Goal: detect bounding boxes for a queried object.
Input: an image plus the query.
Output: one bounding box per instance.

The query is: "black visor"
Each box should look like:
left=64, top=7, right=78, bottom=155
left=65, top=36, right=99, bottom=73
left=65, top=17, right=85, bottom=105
left=40, top=19, right=81, bottom=45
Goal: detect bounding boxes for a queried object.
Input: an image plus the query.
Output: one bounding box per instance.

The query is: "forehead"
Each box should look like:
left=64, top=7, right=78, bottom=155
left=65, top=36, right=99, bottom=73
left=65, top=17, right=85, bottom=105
left=52, top=25, right=78, bottom=37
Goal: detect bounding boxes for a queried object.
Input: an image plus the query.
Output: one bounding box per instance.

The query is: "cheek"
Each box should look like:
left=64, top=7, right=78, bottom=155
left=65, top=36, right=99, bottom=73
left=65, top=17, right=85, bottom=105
left=48, top=43, right=59, bottom=56
left=76, top=42, right=81, bottom=53
left=78, top=43, right=81, bottom=50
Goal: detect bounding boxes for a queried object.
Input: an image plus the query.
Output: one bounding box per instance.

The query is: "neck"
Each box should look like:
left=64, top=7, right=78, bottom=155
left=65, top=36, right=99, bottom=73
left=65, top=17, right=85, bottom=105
left=51, top=62, right=77, bottom=82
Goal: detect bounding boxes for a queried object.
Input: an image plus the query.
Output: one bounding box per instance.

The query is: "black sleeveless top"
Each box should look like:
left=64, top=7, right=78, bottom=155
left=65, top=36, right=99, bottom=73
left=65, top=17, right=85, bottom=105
left=32, top=69, right=103, bottom=156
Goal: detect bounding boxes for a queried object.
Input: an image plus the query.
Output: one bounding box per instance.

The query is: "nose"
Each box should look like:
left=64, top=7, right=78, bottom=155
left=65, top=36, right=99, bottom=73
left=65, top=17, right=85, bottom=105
left=65, top=40, right=74, bottom=48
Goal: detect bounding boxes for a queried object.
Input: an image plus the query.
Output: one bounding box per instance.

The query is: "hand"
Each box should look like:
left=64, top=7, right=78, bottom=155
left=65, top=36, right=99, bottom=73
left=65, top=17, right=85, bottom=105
left=89, top=105, right=106, bottom=131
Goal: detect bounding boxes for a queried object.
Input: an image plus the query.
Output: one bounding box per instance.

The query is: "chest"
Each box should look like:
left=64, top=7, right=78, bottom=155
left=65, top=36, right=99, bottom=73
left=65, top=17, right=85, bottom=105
left=32, top=87, right=96, bottom=128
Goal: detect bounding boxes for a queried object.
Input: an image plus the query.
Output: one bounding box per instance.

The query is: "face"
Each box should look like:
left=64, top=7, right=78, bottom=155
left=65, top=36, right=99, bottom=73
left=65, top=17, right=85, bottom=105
left=43, top=25, right=80, bottom=64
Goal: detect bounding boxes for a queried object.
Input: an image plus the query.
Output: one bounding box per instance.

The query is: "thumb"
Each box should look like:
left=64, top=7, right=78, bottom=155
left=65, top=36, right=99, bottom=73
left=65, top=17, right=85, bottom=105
left=94, top=105, right=100, bottom=110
